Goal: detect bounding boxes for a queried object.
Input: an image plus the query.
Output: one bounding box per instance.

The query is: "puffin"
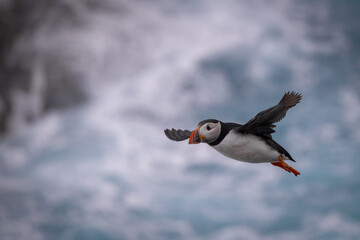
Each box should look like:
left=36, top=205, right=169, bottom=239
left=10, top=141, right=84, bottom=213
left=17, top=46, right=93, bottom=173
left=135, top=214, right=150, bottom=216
left=164, top=91, right=302, bottom=176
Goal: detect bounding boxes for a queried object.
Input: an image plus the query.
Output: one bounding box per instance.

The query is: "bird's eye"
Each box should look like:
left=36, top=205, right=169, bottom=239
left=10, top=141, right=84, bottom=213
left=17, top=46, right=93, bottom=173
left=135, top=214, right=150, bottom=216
left=206, top=125, right=211, bottom=131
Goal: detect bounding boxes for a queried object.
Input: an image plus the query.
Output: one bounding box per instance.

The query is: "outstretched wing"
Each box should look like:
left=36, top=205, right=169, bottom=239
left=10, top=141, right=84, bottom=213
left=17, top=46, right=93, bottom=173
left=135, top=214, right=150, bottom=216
left=236, top=91, right=302, bottom=138
left=164, top=128, right=192, bottom=141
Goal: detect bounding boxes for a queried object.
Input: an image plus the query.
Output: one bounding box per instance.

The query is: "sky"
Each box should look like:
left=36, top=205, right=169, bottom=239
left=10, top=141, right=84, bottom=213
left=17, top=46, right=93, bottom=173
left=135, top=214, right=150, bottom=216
left=0, top=0, right=360, bottom=239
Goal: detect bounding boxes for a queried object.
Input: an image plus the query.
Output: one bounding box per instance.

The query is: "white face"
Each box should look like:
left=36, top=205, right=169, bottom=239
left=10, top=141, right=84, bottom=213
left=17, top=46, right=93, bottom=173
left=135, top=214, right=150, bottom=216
left=198, top=122, right=221, bottom=143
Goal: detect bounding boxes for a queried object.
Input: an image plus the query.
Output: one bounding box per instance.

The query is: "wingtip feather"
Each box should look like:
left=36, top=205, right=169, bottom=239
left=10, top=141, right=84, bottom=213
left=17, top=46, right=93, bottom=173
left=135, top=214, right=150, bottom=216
left=280, top=91, right=302, bottom=108
left=164, top=128, right=192, bottom=141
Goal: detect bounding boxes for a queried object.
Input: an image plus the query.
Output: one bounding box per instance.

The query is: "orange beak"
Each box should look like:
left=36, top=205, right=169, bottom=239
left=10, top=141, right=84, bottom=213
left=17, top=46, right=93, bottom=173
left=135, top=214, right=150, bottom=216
left=189, top=127, right=201, bottom=144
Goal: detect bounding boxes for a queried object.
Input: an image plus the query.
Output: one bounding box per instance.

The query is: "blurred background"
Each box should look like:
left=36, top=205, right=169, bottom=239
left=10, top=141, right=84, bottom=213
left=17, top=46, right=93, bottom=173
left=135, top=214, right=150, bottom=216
left=1, top=0, right=360, bottom=239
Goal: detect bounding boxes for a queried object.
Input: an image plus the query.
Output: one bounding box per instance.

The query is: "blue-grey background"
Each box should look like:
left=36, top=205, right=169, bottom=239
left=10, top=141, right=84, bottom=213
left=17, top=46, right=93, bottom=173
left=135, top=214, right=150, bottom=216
left=0, top=0, right=360, bottom=239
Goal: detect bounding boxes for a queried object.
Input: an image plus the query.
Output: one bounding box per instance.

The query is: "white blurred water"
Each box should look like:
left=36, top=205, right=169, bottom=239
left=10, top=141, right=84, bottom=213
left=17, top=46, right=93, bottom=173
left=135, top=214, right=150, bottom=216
left=1, top=0, right=360, bottom=240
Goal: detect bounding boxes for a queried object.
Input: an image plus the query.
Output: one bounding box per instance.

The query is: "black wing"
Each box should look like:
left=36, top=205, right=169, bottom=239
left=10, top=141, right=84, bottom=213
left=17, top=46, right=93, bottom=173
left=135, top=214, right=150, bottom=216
left=236, top=91, right=302, bottom=138
left=164, top=128, right=192, bottom=141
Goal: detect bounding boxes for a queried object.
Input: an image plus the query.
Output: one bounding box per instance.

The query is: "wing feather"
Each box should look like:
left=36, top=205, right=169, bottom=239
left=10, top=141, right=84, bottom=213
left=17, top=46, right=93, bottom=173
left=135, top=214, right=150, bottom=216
left=164, top=128, right=192, bottom=141
left=236, top=91, right=302, bottom=137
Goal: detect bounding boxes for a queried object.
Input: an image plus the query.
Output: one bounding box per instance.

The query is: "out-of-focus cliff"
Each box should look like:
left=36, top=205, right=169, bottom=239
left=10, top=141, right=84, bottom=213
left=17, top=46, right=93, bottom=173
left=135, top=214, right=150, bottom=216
left=0, top=0, right=91, bottom=135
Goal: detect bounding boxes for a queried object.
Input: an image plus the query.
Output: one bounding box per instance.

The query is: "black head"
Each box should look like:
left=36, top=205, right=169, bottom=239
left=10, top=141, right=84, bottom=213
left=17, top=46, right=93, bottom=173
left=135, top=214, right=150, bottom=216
left=189, top=119, right=222, bottom=144
left=197, top=119, right=220, bottom=127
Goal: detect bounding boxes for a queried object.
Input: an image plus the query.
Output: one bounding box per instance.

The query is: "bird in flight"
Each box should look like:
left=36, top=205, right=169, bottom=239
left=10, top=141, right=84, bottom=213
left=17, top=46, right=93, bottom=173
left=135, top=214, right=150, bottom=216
left=164, top=91, right=302, bottom=176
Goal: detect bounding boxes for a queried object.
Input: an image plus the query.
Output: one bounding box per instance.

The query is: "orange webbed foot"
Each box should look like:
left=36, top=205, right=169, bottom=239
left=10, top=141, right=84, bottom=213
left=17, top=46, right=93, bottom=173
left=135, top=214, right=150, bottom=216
left=271, top=155, right=300, bottom=176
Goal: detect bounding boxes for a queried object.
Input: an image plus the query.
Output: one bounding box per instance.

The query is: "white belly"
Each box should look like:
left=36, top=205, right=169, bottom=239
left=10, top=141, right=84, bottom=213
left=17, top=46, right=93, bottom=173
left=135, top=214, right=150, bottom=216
left=212, top=130, right=285, bottom=163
